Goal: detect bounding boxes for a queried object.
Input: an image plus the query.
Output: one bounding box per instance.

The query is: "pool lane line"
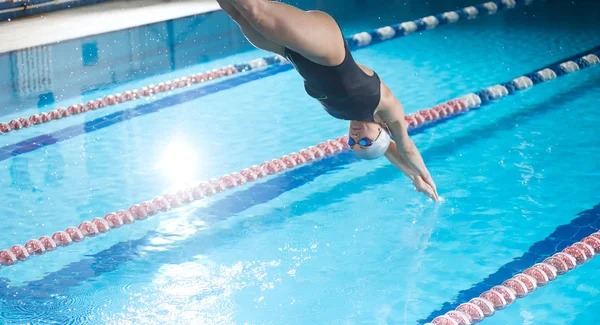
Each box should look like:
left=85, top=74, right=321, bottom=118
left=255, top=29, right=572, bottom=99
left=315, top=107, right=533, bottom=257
left=0, top=63, right=294, bottom=162
left=422, top=217, right=600, bottom=325
left=1, top=75, right=596, bottom=301
left=419, top=204, right=600, bottom=324
left=0, top=46, right=598, bottom=268
left=0, top=0, right=536, bottom=137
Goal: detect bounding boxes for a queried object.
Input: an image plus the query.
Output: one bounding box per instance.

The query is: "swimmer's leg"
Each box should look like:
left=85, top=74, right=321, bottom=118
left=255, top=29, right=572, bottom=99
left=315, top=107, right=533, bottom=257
left=217, top=0, right=285, bottom=56
left=226, top=0, right=346, bottom=66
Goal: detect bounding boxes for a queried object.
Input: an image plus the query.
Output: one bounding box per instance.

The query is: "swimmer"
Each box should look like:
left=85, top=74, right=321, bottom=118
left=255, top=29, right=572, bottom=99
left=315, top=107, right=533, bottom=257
left=217, top=0, right=439, bottom=201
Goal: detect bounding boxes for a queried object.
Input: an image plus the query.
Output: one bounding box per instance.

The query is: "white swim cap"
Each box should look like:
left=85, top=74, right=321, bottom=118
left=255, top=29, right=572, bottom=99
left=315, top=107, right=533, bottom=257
left=352, top=128, right=391, bottom=160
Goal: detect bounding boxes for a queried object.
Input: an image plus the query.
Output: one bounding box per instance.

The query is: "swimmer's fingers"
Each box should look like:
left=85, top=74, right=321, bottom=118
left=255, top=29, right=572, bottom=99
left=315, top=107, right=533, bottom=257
left=422, top=187, right=437, bottom=201
left=423, top=176, right=439, bottom=200
left=413, top=177, right=437, bottom=201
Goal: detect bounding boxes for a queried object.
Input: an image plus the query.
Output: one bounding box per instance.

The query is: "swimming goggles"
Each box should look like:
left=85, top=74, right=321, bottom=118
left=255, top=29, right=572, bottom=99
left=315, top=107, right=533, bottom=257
left=348, top=128, right=382, bottom=147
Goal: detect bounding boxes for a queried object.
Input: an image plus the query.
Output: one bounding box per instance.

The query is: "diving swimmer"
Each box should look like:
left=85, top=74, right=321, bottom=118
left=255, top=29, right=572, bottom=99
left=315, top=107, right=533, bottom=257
left=217, top=0, right=440, bottom=201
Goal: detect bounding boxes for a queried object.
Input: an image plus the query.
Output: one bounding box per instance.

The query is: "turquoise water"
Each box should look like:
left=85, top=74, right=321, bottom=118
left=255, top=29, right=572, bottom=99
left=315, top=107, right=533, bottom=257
left=1, top=0, right=600, bottom=324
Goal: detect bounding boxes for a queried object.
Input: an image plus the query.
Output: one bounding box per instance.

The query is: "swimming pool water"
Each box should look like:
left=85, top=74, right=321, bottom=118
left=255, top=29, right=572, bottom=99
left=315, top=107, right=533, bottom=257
left=1, top=0, right=600, bottom=324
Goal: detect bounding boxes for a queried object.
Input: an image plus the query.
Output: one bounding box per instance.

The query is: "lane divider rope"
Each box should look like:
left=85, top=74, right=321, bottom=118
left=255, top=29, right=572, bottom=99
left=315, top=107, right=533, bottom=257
left=0, top=46, right=597, bottom=268
left=0, top=0, right=536, bottom=136
left=424, top=233, right=600, bottom=325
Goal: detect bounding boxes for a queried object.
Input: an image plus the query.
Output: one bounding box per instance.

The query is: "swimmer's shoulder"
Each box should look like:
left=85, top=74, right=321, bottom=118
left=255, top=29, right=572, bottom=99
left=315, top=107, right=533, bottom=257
left=373, top=80, right=400, bottom=122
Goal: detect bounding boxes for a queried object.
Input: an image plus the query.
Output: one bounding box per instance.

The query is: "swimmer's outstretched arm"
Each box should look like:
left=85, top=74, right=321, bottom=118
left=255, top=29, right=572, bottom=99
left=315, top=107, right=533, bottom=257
left=375, top=84, right=439, bottom=201
left=385, top=142, right=438, bottom=200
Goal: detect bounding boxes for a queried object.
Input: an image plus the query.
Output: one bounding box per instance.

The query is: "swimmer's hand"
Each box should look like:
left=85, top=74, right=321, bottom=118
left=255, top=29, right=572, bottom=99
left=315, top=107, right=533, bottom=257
left=412, top=175, right=439, bottom=201
left=384, top=141, right=439, bottom=201
left=423, top=174, right=439, bottom=201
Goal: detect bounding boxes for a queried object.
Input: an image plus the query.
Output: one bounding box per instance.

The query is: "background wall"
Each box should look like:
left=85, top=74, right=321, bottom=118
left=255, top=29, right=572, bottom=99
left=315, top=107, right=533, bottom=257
left=0, top=0, right=110, bottom=21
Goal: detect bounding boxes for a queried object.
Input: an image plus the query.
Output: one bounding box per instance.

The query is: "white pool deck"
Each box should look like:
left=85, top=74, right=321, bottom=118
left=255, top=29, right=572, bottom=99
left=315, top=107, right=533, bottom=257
left=0, top=0, right=221, bottom=54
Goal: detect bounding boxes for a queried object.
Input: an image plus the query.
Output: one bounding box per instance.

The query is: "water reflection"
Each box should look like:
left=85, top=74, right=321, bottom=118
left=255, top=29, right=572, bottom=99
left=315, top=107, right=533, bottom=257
left=156, top=137, right=200, bottom=188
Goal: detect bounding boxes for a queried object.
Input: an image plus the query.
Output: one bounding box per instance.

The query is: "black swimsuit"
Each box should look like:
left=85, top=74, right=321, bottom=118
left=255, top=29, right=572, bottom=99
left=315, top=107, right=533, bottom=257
left=284, top=38, right=381, bottom=122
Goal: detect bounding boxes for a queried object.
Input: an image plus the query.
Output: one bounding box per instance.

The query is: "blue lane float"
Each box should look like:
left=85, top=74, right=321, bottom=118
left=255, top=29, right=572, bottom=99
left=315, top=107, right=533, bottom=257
left=348, top=0, right=534, bottom=49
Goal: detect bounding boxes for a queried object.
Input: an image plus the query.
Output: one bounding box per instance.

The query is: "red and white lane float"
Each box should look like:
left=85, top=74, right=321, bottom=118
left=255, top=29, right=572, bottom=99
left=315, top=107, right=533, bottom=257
left=0, top=136, right=350, bottom=268
left=0, top=0, right=539, bottom=136
left=424, top=235, right=599, bottom=324
left=0, top=65, right=242, bottom=136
